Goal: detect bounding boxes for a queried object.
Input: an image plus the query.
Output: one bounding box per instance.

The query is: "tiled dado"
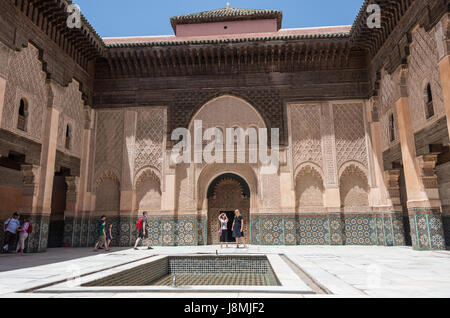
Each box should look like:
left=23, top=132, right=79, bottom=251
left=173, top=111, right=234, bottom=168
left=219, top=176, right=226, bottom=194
left=250, top=213, right=406, bottom=246
left=24, top=214, right=50, bottom=253
left=408, top=208, right=446, bottom=250
left=64, top=215, right=208, bottom=247
left=64, top=215, right=121, bottom=248
left=130, top=216, right=207, bottom=247
left=0, top=215, right=49, bottom=253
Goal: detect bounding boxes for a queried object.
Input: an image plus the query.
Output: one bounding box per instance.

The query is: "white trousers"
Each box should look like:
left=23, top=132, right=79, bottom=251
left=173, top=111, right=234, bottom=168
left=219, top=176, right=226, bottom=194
left=16, top=233, right=28, bottom=252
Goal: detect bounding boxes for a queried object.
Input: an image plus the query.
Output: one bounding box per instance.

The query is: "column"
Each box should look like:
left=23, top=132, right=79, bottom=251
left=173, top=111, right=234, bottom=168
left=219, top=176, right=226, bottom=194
left=36, top=106, right=60, bottom=214
left=119, top=110, right=137, bottom=246
left=366, top=98, right=388, bottom=208
left=395, top=67, right=445, bottom=250
left=367, top=97, right=406, bottom=246
left=62, top=176, right=79, bottom=247
left=19, top=164, right=42, bottom=252
left=320, top=102, right=341, bottom=210
left=434, top=16, right=450, bottom=248
left=435, top=14, right=450, bottom=142
left=320, top=102, right=343, bottom=245
left=0, top=76, right=6, bottom=126
left=76, top=108, right=94, bottom=247
left=278, top=146, right=295, bottom=213
left=23, top=93, right=60, bottom=252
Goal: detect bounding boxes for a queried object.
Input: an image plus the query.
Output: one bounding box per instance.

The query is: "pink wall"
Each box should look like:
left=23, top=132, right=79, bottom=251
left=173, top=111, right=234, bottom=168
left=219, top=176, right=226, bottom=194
left=176, top=19, right=278, bottom=37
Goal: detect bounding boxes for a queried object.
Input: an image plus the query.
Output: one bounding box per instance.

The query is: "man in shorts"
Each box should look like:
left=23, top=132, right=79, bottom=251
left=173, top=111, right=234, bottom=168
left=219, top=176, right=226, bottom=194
left=134, top=211, right=153, bottom=250
left=93, top=215, right=109, bottom=252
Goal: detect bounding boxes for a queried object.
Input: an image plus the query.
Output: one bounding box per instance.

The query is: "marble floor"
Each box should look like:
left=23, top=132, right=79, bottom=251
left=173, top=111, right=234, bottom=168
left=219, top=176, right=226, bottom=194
left=1, top=245, right=449, bottom=298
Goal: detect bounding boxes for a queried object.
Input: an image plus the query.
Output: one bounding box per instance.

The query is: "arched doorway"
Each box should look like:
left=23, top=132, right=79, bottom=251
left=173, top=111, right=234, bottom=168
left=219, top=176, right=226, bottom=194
left=207, top=173, right=250, bottom=245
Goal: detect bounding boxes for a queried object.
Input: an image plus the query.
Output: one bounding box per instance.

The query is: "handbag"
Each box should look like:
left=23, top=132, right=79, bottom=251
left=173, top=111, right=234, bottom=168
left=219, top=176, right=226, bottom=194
left=218, top=228, right=222, bottom=236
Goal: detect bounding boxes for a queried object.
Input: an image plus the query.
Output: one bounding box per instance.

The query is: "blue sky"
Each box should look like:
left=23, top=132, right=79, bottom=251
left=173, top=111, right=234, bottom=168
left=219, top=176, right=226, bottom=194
left=75, top=0, right=364, bottom=37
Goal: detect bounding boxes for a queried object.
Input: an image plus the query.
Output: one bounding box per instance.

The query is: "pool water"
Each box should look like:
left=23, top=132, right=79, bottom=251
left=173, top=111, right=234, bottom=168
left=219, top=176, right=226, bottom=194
left=82, top=255, right=280, bottom=287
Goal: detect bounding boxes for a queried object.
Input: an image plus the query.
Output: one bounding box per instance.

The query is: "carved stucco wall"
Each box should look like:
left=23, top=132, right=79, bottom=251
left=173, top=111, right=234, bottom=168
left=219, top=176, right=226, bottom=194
left=0, top=42, right=12, bottom=79
left=94, top=172, right=120, bottom=214
left=93, top=110, right=124, bottom=185
left=408, top=26, right=445, bottom=133
left=176, top=163, right=195, bottom=211
left=135, top=169, right=161, bottom=212
left=295, top=166, right=324, bottom=210
left=290, top=104, right=322, bottom=170
left=171, top=89, right=285, bottom=146
left=379, top=68, right=400, bottom=152
left=290, top=102, right=370, bottom=210
left=188, top=95, right=265, bottom=134
left=1, top=44, right=46, bottom=143
left=333, top=103, right=368, bottom=171
left=176, top=96, right=267, bottom=212
left=134, top=108, right=166, bottom=177
left=260, top=173, right=281, bottom=210
left=340, top=165, right=369, bottom=212
left=53, top=80, right=84, bottom=158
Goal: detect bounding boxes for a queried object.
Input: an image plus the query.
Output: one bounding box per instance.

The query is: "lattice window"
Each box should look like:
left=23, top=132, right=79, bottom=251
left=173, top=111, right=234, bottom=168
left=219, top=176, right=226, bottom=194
left=389, top=113, right=395, bottom=142
left=65, top=124, right=72, bottom=150
left=424, top=83, right=435, bottom=119
left=17, top=98, right=28, bottom=131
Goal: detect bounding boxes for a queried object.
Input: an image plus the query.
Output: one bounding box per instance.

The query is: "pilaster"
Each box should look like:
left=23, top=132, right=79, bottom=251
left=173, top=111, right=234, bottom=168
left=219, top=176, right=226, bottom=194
left=0, top=76, right=6, bottom=126
left=435, top=14, right=450, bottom=143
left=120, top=110, right=137, bottom=215
left=395, top=67, right=445, bottom=250
left=320, top=102, right=341, bottom=212
left=36, top=100, right=60, bottom=215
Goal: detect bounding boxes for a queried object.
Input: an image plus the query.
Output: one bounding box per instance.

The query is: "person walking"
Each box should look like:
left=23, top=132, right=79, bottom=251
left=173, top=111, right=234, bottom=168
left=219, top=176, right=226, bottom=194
left=2, top=212, right=21, bottom=253
left=134, top=211, right=153, bottom=250
left=106, top=223, right=113, bottom=247
left=16, top=218, right=32, bottom=255
left=93, top=215, right=109, bottom=252
left=231, top=209, right=246, bottom=248
left=218, top=213, right=229, bottom=248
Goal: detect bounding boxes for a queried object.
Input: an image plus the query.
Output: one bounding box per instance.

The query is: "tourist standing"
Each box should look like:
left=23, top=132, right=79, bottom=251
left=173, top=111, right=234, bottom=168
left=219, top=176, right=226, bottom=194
left=2, top=212, right=21, bottom=253
left=134, top=211, right=153, bottom=250
left=93, top=215, right=109, bottom=252
left=232, top=209, right=246, bottom=248
left=16, top=218, right=32, bottom=255
left=218, top=213, right=229, bottom=248
left=106, top=223, right=113, bottom=247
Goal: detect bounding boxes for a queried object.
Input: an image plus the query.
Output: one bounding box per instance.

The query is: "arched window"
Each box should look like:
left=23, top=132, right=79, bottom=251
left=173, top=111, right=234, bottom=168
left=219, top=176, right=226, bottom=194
left=424, top=83, right=434, bottom=119
left=389, top=113, right=395, bottom=142
left=17, top=98, right=28, bottom=131
left=65, top=124, right=71, bottom=150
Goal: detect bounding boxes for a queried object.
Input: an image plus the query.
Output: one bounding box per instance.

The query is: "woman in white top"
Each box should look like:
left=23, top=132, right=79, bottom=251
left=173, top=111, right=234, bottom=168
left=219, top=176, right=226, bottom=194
left=218, top=213, right=229, bottom=248
left=16, top=218, right=30, bottom=255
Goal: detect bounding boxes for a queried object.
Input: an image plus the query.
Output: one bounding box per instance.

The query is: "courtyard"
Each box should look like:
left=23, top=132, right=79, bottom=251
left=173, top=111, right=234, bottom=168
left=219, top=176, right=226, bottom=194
left=0, top=245, right=449, bottom=298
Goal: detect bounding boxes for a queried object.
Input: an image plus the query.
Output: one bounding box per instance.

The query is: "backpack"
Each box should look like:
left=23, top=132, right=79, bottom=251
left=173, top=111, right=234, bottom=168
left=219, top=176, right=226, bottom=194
left=136, top=217, right=143, bottom=231
left=26, top=223, right=32, bottom=235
